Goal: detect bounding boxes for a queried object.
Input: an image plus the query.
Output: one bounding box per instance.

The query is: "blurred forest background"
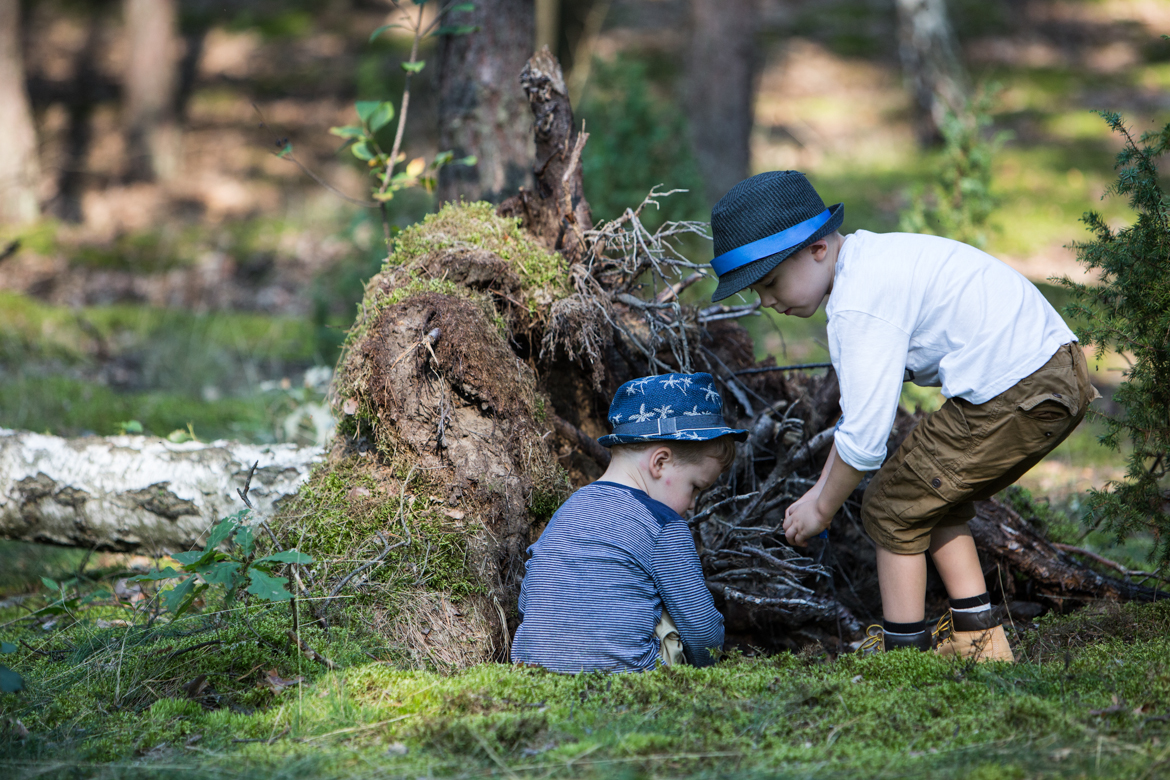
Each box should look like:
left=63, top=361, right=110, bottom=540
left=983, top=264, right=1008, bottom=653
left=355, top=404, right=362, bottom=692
left=1, top=0, right=1168, bottom=582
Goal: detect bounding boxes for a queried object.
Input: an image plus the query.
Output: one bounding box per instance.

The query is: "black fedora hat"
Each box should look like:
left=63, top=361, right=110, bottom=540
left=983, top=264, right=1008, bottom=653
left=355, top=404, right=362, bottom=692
left=708, top=171, right=844, bottom=302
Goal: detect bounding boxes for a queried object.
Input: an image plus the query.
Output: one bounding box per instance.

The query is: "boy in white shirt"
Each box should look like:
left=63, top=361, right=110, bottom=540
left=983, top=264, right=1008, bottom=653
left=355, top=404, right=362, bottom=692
left=707, top=171, right=1096, bottom=661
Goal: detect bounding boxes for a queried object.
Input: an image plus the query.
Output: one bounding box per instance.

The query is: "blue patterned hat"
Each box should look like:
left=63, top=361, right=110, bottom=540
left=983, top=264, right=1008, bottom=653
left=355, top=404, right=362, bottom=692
left=597, top=373, right=749, bottom=447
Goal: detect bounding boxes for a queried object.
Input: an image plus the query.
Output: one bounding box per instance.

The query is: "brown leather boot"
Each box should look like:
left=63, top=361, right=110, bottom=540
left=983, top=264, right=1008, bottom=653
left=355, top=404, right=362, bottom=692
left=934, top=608, right=1015, bottom=663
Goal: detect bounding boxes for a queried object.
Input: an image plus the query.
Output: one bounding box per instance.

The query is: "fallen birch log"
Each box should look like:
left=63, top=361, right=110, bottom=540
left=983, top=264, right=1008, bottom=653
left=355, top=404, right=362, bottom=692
left=0, top=428, right=324, bottom=554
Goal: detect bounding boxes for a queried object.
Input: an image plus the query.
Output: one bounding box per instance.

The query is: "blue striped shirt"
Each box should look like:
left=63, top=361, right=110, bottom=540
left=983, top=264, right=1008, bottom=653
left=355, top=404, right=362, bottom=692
left=511, top=481, right=724, bottom=672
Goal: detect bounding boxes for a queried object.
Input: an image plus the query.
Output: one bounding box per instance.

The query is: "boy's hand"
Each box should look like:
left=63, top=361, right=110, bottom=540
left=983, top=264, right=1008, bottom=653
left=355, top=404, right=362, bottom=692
left=783, top=497, right=833, bottom=547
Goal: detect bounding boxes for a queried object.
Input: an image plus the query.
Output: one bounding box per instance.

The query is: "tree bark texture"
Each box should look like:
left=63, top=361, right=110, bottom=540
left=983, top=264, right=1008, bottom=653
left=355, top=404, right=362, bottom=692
left=497, top=47, right=592, bottom=265
left=685, top=0, right=758, bottom=207
left=0, top=0, right=41, bottom=224
left=123, top=0, right=181, bottom=181
left=0, top=429, right=323, bottom=554
left=894, top=0, right=969, bottom=144
left=437, top=0, right=536, bottom=205
left=970, top=499, right=1162, bottom=607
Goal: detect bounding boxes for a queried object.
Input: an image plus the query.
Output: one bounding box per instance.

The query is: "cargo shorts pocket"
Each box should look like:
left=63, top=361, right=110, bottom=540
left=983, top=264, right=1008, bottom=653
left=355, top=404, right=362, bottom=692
left=1018, top=392, right=1077, bottom=422
left=877, top=446, right=969, bottom=528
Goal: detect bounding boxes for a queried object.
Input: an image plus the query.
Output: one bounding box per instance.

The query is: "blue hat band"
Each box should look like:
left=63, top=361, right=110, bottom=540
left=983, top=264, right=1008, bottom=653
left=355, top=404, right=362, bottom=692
left=710, top=208, right=832, bottom=277
left=610, top=414, right=729, bottom=438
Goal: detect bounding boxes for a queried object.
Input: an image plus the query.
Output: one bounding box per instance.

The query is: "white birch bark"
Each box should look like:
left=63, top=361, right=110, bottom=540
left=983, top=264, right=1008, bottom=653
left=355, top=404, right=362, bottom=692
left=0, top=429, right=324, bottom=554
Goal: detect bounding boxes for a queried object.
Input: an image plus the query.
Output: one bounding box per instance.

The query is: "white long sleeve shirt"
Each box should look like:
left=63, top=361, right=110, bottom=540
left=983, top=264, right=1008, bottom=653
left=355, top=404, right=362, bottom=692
left=825, top=230, right=1076, bottom=472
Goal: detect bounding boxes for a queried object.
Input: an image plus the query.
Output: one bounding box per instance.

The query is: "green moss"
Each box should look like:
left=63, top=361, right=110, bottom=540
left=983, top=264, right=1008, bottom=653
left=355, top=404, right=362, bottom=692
left=386, top=202, right=569, bottom=304
left=382, top=274, right=463, bottom=307
left=278, top=459, right=483, bottom=602
left=4, top=601, right=1170, bottom=777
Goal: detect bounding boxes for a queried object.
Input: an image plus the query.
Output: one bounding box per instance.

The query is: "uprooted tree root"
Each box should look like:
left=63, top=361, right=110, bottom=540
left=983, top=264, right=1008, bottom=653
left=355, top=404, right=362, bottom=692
left=270, top=50, right=1160, bottom=668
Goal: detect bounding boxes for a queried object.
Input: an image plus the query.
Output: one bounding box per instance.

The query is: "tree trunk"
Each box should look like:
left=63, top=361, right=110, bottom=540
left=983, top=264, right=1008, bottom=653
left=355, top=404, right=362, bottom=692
left=436, top=0, right=535, bottom=205
left=122, top=0, right=180, bottom=181
left=894, top=0, right=968, bottom=145
left=685, top=0, right=758, bottom=207
left=498, top=48, right=592, bottom=265
left=0, top=429, right=323, bottom=554
left=0, top=0, right=41, bottom=224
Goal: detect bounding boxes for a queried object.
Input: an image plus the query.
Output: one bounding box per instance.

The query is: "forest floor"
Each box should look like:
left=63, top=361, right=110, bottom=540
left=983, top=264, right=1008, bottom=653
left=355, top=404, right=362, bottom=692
left=2, top=595, right=1170, bottom=779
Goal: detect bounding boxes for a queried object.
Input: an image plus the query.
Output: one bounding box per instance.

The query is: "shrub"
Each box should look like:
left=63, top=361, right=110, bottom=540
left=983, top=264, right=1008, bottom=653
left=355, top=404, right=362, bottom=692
left=1057, top=112, right=1170, bottom=564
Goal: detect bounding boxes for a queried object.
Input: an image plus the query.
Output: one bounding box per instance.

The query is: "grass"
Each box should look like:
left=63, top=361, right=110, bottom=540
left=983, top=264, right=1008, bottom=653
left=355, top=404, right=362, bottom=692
left=0, top=374, right=277, bottom=440
left=0, top=291, right=331, bottom=440
left=3, top=600, right=1170, bottom=779
left=0, top=292, right=320, bottom=367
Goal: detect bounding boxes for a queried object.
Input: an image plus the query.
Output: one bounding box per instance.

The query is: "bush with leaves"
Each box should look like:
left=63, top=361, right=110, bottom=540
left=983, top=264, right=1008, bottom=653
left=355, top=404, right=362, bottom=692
left=134, top=511, right=312, bottom=618
left=899, top=88, right=1010, bottom=248
left=1058, top=112, right=1170, bottom=565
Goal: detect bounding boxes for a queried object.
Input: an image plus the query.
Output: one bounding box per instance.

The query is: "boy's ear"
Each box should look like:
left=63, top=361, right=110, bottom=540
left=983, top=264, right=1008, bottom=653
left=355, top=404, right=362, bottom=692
left=809, top=238, right=830, bottom=261
left=647, top=445, right=673, bottom=478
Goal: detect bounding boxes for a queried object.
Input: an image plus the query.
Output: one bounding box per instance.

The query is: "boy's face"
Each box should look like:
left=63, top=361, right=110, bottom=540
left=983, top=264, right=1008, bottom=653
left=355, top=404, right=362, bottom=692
left=747, top=240, right=834, bottom=318
left=649, top=453, right=725, bottom=515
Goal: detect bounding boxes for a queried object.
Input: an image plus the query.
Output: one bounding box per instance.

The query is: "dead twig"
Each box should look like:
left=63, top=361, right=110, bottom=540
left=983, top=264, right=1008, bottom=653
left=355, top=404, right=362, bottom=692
left=286, top=630, right=336, bottom=669
left=1052, top=544, right=1170, bottom=584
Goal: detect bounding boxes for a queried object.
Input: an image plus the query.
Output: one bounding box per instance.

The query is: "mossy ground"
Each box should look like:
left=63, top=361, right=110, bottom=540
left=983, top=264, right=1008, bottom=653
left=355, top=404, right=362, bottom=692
left=277, top=457, right=483, bottom=605
left=384, top=202, right=568, bottom=305
left=3, top=600, right=1170, bottom=779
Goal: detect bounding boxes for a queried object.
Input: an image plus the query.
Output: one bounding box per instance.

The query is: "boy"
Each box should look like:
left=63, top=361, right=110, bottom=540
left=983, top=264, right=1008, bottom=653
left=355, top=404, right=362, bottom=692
left=511, top=372, right=745, bottom=673
left=707, top=170, right=1096, bottom=661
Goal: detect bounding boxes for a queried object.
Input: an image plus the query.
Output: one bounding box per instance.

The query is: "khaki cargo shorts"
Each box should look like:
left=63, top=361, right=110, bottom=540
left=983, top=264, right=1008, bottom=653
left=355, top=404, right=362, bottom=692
left=861, top=343, right=1098, bottom=555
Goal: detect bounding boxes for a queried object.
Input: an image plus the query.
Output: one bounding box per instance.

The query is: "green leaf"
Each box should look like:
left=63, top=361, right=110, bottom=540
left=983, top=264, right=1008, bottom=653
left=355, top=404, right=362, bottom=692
left=246, top=569, right=292, bottom=602
left=354, top=101, right=382, bottom=124
left=436, top=25, right=479, bottom=36
left=400, top=60, right=426, bottom=73
left=200, top=561, right=241, bottom=587
left=459, top=155, right=477, bottom=166
left=40, top=577, right=59, bottom=592
left=161, top=576, right=197, bottom=615
left=432, top=150, right=454, bottom=167
left=117, top=420, right=143, bottom=434
left=205, top=518, right=236, bottom=551
left=235, top=525, right=255, bottom=558
left=0, top=665, right=23, bottom=694
left=131, top=567, right=182, bottom=582
left=171, top=551, right=204, bottom=565
left=368, top=23, right=405, bottom=43
left=1, top=642, right=16, bottom=654
left=351, top=141, right=375, bottom=161
left=254, top=550, right=314, bottom=565
left=449, top=3, right=476, bottom=12
left=368, top=101, right=395, bottom=133
left=330, top=125, right=366, bottom=140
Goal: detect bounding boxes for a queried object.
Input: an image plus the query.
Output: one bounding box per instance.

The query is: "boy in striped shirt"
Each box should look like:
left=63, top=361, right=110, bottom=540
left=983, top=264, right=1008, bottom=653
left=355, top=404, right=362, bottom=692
left=511, top=372, right=746, bottom=673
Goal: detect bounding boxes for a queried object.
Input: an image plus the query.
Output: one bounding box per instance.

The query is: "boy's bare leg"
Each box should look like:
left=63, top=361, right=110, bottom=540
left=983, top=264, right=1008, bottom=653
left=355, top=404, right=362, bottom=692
left=928, top=523, right=1014, bottom=661
left=875, top=547, right=927, bottom=623
left=928, top=524, right=986, bottom=600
